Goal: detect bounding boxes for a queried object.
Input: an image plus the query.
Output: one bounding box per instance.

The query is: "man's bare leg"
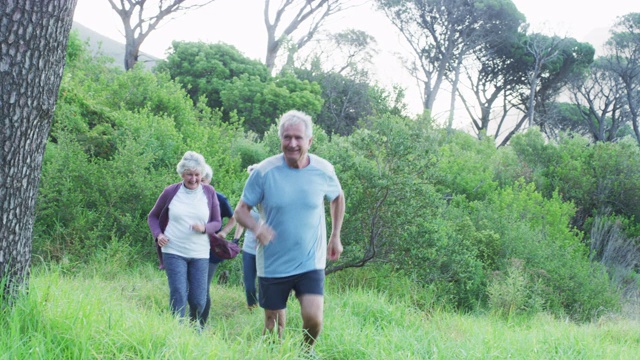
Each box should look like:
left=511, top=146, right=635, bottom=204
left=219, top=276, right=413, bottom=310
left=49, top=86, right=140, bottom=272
left=264, top=309, right=286, bottom=338
left=299, top=294, right=324, bottom=347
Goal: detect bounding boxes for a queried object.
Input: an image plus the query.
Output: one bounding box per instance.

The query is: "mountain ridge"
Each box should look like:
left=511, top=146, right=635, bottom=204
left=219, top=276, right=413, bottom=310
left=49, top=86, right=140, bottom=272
left=71, top=21, right=160, bottom=70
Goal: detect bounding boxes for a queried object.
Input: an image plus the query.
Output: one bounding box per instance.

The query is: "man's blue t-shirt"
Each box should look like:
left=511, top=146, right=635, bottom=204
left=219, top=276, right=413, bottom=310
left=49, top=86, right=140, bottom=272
left=241, top=153, right=342, bottom=277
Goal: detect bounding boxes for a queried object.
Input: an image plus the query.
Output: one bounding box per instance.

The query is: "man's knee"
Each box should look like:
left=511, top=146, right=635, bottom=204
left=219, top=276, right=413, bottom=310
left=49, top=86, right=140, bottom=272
left=299, top=294, right=324, bottom=327
left=303, top=313, right=323, bottom=333
left=299, top=296, right=323, bottom=345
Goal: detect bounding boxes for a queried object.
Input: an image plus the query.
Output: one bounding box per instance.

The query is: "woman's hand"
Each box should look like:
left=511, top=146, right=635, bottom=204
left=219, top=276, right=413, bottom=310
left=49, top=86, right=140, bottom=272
left=157, top=233, right=169, bottom=247
left=191, top=224, right=206, bottom=234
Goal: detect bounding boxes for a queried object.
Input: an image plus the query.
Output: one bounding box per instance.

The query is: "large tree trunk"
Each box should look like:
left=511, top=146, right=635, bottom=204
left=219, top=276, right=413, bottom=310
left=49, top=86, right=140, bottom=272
left=0, top=0, right=77, bottom=304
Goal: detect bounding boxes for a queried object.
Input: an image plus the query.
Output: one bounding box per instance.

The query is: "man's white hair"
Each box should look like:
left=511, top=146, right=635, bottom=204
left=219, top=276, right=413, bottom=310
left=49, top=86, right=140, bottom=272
left=278, top=110, right=313, bottom=139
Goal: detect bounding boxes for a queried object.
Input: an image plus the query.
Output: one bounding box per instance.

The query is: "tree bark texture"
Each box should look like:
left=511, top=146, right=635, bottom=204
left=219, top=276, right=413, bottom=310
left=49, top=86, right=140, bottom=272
left=0, top=0, right=77, bottom=303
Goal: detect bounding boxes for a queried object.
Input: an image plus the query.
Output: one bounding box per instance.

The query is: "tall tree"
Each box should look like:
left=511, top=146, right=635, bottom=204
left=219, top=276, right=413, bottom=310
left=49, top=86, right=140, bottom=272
left=376, top=0, right=523, bottom=117
left=457, top=29, right=529, bottom=139
left=498, top=34, right=594, bottom=146
left=604, top=13, right=640, bottom=144
left=294, top=68, right=380, bottom=136
left=108, top=0, right=217, bottom=70
left=295, top=29, right=378, bottom=76
left=532, top=37, right=594, bottom=136
left=442, top=0, right=523, bottom=135
left=0, top=0, right=78, bottom=304
left=568, top=58, right=627, bottom=142
left=263, top=0, right=349, bottom=74
left=522, top=34, right=566, bottom=128
left=219, top=71, right=324, bottom=135
left=293, top=29, right=407, bottom=137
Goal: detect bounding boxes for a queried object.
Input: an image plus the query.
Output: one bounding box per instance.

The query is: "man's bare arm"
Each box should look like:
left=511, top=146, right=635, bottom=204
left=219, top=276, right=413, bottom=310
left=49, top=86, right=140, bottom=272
left=235, top=199, right=275, bottom=245
left=328, top=191, right=345, bottom=260
left=234, top=200, right=257, bottom=231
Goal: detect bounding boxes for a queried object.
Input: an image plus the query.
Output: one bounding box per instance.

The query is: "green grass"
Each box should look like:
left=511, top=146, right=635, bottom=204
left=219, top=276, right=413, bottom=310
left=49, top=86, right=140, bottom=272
left=1, top=263, right=639, bottom=359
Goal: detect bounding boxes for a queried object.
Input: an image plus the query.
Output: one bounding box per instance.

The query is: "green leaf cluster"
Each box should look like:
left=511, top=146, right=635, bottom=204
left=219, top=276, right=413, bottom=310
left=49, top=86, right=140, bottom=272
left=155, top=41, right=323, bottom=136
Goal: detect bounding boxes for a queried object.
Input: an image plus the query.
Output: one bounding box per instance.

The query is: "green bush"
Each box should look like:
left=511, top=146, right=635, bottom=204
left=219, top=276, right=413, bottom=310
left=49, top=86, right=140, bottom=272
left=469, top=181, right=620, bottom=320
left=33, top=126, right=176, bottom=263
left=434, top=131, right=500, bottom=201
left=320, top=115, right=487, bottom=309
left=401, top=210, right=486, bottom=310
left=487, top=258, right=546, bottom=317
left=36, top=38, right=246, bottom=264
left=509, top=130, right=640, bottom=234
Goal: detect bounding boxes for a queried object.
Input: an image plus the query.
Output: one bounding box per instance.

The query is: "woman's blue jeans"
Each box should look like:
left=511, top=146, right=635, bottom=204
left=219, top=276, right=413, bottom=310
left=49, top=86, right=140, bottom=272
left=163, top=253, right=209, bottom=324
left=242, top=252, right=258, bottom=307
left=199, top=260, right=220, bottom=325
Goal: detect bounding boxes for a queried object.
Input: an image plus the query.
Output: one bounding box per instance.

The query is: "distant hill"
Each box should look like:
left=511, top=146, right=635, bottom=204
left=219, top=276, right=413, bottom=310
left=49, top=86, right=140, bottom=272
left=71, top=22, right=160, bottom=70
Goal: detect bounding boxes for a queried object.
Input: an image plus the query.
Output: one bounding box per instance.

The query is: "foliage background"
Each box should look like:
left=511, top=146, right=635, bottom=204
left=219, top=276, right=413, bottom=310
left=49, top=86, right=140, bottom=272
left=32, top=30, right=640, bottom=326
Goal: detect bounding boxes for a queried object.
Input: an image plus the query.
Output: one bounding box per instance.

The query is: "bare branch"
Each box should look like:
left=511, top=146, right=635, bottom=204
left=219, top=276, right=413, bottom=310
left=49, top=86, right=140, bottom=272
left=108, top=0, right=217, bottom=70
left=263, top=0, right=355, bottom=73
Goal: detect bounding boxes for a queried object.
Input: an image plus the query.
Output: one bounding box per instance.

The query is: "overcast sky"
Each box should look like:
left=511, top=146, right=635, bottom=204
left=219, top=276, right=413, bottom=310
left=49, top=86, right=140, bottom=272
left=73, top=0, right=638, bottom=117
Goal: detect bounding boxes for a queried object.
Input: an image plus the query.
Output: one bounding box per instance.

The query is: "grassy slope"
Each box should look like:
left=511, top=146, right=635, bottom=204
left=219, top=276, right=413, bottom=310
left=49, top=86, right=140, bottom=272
left=2, top=264, right=639, bottom=360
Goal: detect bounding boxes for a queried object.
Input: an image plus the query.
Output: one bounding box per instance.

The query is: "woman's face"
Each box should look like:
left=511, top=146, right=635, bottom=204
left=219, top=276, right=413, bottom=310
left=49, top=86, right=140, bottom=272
left=181, top=169, right=203, bottom=190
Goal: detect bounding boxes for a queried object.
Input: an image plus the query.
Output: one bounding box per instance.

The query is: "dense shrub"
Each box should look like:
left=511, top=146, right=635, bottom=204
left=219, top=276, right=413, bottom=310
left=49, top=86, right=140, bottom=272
left=433, top=131, right=500, bottom=201
left=589, top=214, right=640, bottom=298
left=509, top=130, right=640, bottom=233
left=468, top=182, right=620, bottom=320
left=35, top=37, right=246, bottom=263
left=34, top=117, right=182, bottom=262
left=319, top=115, right=487, bottom=308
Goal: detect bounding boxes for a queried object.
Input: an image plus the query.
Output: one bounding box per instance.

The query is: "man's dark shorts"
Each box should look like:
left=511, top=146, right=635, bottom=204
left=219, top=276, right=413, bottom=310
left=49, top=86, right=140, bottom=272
left=259, top=269, right=325, bottom=310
